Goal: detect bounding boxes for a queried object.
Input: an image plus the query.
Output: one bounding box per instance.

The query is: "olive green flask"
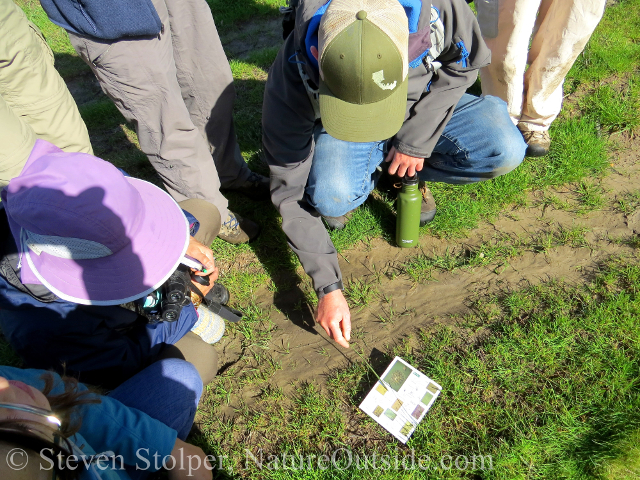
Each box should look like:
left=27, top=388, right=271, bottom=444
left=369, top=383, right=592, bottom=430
left=396, top=174, right=421, bottom=248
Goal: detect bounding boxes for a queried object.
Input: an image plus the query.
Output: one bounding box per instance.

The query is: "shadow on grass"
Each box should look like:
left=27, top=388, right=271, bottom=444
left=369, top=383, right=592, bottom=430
left=207, top=0, right=285, bottom=33
left=230, top=190, right=318, bottom=336
left=54, top=53, right=92, bottom=80
left=572, top=406, right=640, bottom=478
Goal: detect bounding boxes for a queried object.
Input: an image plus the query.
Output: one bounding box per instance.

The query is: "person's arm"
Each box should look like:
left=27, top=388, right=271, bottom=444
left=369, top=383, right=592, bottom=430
left=388, top=0, right=492, bottom=174
left=77, top=380, right=212, bottom=478
left=0, top=366, right=187, bottom=474
left=263, top=36, right=350, bottom=348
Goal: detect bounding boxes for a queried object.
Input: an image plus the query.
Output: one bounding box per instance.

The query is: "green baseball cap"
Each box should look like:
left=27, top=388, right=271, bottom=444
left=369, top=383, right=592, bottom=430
left=318, top=0, right=409, bottom=143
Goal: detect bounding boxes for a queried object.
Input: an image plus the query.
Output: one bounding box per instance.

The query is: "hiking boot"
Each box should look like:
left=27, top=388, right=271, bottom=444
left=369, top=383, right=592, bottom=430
left=518, top=124, right=550, bottom=157
left=218, top=211, right=260, bottom=244
left=223, top=171, right=270, bottom=201
left=418, top=181, right=437, bottom=227
left=322, top=212, right=353, bottom=231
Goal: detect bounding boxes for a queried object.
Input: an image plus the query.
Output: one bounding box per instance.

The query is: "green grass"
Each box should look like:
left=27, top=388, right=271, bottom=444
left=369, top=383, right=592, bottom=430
left=600, top=429, right=640, bottom=479
left=581, top=81, right=640, bottom=133
left=207, top=0, right=286, bottom=31
left=194, top=254, right=640, bottom=479
left=567, top=0, right=640, bottom=86
left=344, top=277, right=379, bottom=309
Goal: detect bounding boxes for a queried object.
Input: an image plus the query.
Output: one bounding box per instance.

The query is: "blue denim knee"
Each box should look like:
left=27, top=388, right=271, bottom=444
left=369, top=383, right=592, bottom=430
left=480, top=96, right=526, bottom=178
left=306, top=126, right=385, bottom=217
left=421, top=94, right=526, bottom=184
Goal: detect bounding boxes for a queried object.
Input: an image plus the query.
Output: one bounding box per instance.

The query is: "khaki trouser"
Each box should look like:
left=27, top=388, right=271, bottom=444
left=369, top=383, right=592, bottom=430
left=0, top=0, right=92, bottom=186
left=68, top=0, right=251, bottom=220
left=477, top=0, right=606, bottom=131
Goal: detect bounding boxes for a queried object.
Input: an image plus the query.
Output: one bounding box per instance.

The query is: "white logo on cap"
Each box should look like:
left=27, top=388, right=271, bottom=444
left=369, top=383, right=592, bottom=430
left=372, top=70, right=397, bottom=91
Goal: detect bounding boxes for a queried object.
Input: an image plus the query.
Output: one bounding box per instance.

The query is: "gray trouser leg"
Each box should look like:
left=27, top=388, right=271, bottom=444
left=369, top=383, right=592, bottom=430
left=179, top=199, right=221, bottom=247
left=157, top=332, right=219, bottom=386
left=165, top=0, right=252, bottom=189
left=68, top=0, right=250, bottom=220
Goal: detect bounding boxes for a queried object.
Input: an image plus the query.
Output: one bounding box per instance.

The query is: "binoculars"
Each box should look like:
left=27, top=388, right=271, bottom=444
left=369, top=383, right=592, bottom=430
left=141, top=265, right=243, bottom=324
left=142, top=266, right=191, bottom=323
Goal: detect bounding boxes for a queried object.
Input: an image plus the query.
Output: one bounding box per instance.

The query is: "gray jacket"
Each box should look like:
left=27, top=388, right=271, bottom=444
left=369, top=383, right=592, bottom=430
left=263, top=0, right=491, bottom=296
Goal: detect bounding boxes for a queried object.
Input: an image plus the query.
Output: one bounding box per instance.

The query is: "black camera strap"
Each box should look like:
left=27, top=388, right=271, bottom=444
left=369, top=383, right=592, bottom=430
left=188, top=282, right=243, bottom=323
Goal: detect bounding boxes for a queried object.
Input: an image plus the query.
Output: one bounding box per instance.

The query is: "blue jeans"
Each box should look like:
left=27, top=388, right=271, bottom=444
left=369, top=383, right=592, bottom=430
left=108, top=358, right=203, bottom=479
left=306, top=94, right=526, bottom=217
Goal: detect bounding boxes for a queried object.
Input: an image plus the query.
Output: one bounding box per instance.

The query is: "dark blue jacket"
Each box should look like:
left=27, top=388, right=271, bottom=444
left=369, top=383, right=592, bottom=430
left=40, top=0, right=162, bottom=40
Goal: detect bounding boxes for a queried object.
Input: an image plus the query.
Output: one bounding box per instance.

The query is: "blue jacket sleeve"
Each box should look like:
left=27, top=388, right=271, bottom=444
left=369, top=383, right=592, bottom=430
left=39, top=0, right=162, bottom=40
left=0, top=367, right=177, bottom=471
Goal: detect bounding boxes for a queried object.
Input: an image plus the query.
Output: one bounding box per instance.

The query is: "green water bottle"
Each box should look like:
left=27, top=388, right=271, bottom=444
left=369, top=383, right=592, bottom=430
left=396, top=173, right=421, bottom=248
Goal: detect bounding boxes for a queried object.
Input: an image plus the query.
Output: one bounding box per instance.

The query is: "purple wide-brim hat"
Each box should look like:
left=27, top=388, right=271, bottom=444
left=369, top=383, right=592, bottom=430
left=3, top=140, right=189, bottom=305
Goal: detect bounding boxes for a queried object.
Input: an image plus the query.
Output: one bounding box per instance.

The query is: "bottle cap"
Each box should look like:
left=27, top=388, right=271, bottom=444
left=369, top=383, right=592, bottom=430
left=402, top=173, right=419, bottom=185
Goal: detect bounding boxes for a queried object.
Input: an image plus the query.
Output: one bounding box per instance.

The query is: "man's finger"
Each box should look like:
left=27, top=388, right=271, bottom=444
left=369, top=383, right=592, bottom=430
left=331, top=322, right=349, bottom=348
left=342, top=314, right=351, bottom=342
left=188, top=249, right=215, bottom=270
left=384, top=146, right=396, bottom=163
left=397, top=163, right=408, bottom=178
left=388, top=159, right=399, bottom=176
left=320, top=322, right=332, bottom=338
left=407, top=164, right=416, bottom=177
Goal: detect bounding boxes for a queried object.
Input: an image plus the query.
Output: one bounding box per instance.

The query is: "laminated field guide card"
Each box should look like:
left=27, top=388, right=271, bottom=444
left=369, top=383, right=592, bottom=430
left=359, top=356, right=441, bottom=443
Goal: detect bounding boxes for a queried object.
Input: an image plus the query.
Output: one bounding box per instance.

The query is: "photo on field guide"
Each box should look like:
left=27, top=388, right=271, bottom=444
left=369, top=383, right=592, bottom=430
left=359, top=357, right=442, bottom=443
left=383, top=357, right=413, bottom=391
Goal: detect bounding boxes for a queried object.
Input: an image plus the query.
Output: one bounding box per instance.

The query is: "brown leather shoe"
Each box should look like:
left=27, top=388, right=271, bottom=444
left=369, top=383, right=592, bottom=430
left=217, top=211, right=260, bottom=244
left=418, top=181, right=437, bottom=227
left=518, top=124, right=550, bottom=157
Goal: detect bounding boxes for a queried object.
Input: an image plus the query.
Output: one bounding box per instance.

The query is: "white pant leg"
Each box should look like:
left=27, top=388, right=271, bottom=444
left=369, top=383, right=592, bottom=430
left=479, top=0, right=542, bottom=125
left=520, top=0, right=607, bottom=130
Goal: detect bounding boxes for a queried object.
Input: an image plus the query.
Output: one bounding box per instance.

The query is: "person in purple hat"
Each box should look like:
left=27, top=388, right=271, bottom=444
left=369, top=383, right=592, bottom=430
left=0, top=139, right=229, bottom=389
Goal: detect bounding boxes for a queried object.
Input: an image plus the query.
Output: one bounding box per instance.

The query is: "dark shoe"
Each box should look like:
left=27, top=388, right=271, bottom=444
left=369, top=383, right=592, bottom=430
left=322, top=212, right=352, bottom=230
left=518, top=124, right=550, bottom=157
left=205, top=283, right=229, bottom=306
left=224, top=171, right=270, bottom=200
left=418, top=181, right=437, bottom=227
left=218, top=211, right=260, bottom=244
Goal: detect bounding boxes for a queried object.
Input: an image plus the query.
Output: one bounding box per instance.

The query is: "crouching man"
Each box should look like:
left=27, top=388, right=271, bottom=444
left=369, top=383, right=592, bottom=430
left=263, top=0, right=526, bottom=347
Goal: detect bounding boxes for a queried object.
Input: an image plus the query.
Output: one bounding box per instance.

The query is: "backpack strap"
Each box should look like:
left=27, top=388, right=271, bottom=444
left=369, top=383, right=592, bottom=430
left=296, top=58, right=321, bottom=120
left=281, top=0, right=301, bottom=40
